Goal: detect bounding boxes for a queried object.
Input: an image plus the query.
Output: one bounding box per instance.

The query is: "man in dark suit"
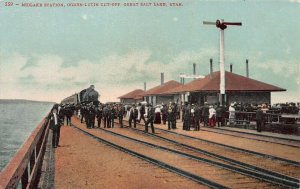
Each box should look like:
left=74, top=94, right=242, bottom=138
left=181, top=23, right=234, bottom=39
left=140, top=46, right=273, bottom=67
left=139, top=104, right=146, bottom=124
left=202, top=102, right=209, bottom=127
left=102, top=105, right=108, bottom=128
left=129, top=104, right=138, bottom=128
left=256, top=105, right=264, bottom=132
left=110, top=105, right=116, bottom=128
left=96, top=106, right=103, bottom=128
left=145, top=104, right=155, bottom=133
left=194, top=104, right=201, bottom=131
left=183, top=104, right=191, bottom=131
left=88, top=105, right=96, bottom=129
left=49, top=107, right=62, bottom=148
left=117, top=104, right=124, bottom=128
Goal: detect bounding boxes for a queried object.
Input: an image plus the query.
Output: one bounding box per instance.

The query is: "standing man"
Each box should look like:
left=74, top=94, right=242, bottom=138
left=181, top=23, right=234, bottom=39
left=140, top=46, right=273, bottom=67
left=194, top=104, right=201, bottom=131
left=88, top=105, right=96, bottom=129
left=202, top=102, right=209, bottom=127
left=49, top=107, right=62, bottom=148
left=139, top=104, right=146, bottom=124
left=96, top=105, right=103, bottom=128
left=173, top=103, right=178, bottom=129
left=256, top=105, right=264, bottom=132
left=167, top=102, right=176, bottom=130
left=118, top=104, right=124, bottom=128
left=181, top=102, right=186, bottom=122
left=216, top=105, right=223, bottom=127
left=184, top=104, right=191, bottom=131
left=66, top=106, right=73, bottom=126
left=106, top=105, right=112, bottom=128
left=110, top=105, right=117, bottom=128
left=129, top=104, right=138, bottom=128
left=145, top=104, right=155, bottom=133
left=161, top=104, right=167, bottom=125
left=102, top=105, right=108, bottom=128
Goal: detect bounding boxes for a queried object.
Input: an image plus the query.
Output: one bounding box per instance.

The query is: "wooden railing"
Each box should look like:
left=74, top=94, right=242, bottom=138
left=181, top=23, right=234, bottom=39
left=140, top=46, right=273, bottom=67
left=0, top=114, right=50, bottom=189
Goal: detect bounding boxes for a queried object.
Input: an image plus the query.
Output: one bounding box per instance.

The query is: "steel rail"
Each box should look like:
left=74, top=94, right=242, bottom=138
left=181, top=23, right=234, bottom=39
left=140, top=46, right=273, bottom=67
left=127, top=126, right=300, bottom=185
left=152, top=126, right=300, bottom=166
left=71, top=125, right=228, bottom=189
left=122, top=119, right=300, bottom=167
left=199, top=127, right=300, bottom=147
left=95, top=125, right=299, bottom=188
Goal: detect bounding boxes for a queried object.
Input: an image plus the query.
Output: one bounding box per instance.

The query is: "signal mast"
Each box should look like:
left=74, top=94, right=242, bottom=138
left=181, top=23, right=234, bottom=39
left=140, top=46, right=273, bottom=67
left=203, top=19, right=242, bottom=106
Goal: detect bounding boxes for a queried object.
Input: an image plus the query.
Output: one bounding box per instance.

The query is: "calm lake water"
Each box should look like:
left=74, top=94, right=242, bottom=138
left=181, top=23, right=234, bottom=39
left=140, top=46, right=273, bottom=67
left=0, top=101, right=53, bottom=171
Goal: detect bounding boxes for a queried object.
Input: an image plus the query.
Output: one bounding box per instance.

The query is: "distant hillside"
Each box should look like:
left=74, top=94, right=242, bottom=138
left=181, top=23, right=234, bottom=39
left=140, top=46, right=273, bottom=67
left=0, top=99, right=55, bottom=104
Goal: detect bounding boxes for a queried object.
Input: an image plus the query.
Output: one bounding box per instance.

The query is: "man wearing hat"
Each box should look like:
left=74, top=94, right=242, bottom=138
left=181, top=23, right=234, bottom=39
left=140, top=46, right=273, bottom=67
left=129, top=104, right=138, bottom=128
left=194, top=104, right=201, bottom=131
left=49, top=106, right=63, bottom=148
left=96, top=105, right=103, bottom=128
left=183, top=103, right=191, bottom=130
left=256, top=105, right=264, bottom=132
left=102, top=105, right=109, bottom=128
left=145, top=104, right=155, bottom=133
left=202, top=102, right=209, bottom=127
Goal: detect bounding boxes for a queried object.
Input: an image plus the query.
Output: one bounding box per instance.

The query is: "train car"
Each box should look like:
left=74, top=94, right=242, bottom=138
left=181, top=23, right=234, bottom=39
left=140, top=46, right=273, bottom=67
left=61, top=85, right=100, bottom=105
left=61, top=93, right=78, bottom=105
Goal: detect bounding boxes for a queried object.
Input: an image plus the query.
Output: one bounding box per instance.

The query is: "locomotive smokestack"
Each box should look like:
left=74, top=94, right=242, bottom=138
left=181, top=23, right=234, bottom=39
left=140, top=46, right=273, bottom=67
left=144, top=82, right=146, bottom=91
left=161, top=72, right=164, bottom=85
left=246, top=59, right=249, bottom=78
left=230, top=64, right=233, bottom=73
left=210, top=58, right=213, bottom=75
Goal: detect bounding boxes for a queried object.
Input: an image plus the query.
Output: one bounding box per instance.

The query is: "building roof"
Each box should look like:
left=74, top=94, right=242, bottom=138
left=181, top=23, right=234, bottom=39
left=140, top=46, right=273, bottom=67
left=162, top=71, right=286, bottom=94
left=118, top=89, right=145, bottom=100
left=143, top=80, right=182, bottom=96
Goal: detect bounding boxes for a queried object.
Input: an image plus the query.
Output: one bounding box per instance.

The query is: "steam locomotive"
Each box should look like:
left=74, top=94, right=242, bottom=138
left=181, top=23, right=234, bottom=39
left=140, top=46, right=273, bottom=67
left=61, top=85, right=100, bottom=105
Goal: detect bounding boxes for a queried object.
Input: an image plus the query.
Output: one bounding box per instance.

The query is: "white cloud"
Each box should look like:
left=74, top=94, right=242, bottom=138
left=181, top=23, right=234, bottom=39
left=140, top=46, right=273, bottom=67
left=81, top=14, right=88, bottom=20
left=0, top=49, right=218, bottom=102
left=0, top=49, right=298, bottom=103
left=289, top=0, right=300, bottom=3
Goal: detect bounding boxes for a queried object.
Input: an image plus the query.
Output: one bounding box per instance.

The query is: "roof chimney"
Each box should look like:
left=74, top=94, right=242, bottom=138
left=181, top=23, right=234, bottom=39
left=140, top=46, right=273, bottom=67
left=246, top=59, right=249, bottom=78
left=210, top=58, right=213, bottom=75
left=230, top=64, right=233, bottom=73
left=180, top=73, right=183, bottom=84
left=161, top=72, right=164, bottom=85
left=144, top=82, right=146, bottom=91
left=182, top=77, right=185, bottom=85
left=193, top=63, right=196, bottom=75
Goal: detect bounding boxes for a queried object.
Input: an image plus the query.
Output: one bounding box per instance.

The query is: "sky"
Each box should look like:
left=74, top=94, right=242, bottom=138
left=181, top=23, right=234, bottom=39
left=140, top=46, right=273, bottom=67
left=0, top=0, right=299, bottom=103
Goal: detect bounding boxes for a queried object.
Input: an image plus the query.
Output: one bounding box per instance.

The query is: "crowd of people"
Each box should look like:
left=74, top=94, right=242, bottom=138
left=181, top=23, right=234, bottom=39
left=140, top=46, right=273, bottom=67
left=48, top=101, right=299, bottom=148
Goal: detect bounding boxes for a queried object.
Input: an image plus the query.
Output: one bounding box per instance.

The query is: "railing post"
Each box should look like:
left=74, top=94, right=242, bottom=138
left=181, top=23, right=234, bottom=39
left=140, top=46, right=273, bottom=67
left=34, top=146, right=37, bottom=163
left=21, top=165, right=29, bottom=189
left=30, top=150, right=35, bottom=174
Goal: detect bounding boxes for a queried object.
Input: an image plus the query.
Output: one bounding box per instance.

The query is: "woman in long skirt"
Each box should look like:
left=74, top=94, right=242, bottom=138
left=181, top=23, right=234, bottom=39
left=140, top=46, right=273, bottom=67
left=209, top=106, right=216, bottom=127
left=154, top=105, right=161, bottom=124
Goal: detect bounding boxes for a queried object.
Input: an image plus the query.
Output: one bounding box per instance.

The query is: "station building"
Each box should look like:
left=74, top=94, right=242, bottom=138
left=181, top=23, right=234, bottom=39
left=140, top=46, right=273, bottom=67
left=161, top=71, right=286, bottom=105
left=143, top=80, right=182, bottom=106
left=118, top=89, right=145, bottom=104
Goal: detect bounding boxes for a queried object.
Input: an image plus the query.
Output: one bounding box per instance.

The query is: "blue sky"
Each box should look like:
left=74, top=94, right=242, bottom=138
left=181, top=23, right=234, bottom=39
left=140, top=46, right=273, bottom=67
left=0, top=0, right=299, bottom=102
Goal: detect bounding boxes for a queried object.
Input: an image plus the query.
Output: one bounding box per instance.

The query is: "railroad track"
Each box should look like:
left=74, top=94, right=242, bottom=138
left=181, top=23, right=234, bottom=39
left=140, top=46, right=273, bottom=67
left=120, top=120, right=300, bottom=181
left=123, top=120, right=300, bottom=166
left=199, top=127, right=300, bottom=148
left=71, top=119, right=299, bottom=188
left=123, top=121, right=300, bottom=179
